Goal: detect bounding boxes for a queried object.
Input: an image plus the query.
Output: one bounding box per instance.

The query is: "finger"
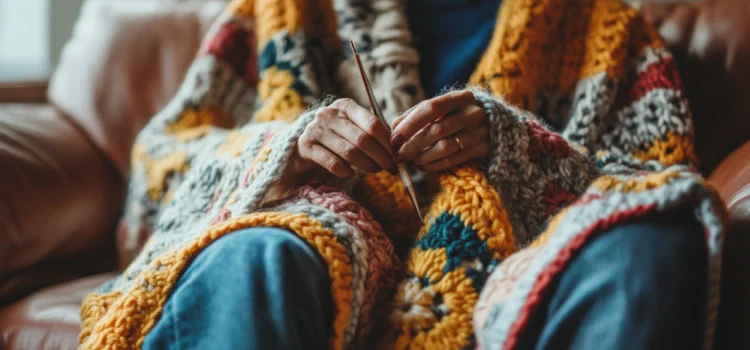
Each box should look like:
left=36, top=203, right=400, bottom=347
left=391, top=114, right=406, bottom=130
left=329, top=117, right=397, bottom=174
left=305, top=143, right=356, bottom=178
left=316, top=129, right=382, bottom=173
left=391, top=90, right=476, bottom=145
left=414, top=127, right=487, bottom=166
left=332, top=98, right=392, bottom=152
left=391, top=104, right=420, bottom=130
left=459, top=104, right=486, bottom=128
left=396, top=109, right=469, bottom=161
left=420, top=142, right=490, bottom=173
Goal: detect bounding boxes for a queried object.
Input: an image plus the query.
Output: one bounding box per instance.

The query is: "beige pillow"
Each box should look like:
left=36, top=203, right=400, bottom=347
left=48, top=0, right=224, bottom=177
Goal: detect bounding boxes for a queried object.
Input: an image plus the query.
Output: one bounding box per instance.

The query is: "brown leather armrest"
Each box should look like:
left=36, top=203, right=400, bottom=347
left=708, top=140, right=750, bottom=350
left=0, top=82, right=48, bottom=103
left=709, top=140, right=750, bottom=215
left=0, top=104, right=122, bottom=303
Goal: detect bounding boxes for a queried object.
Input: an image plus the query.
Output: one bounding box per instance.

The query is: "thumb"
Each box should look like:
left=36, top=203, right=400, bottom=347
left=287, top=146, right=316, bottom=175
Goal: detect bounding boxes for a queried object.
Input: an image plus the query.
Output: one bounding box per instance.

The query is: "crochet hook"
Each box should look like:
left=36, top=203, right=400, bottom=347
left=349, top=40, right=424, bottom=223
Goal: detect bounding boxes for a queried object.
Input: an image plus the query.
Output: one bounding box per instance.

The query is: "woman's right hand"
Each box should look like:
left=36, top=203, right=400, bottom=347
left=292, top=98, right=397, bottom=179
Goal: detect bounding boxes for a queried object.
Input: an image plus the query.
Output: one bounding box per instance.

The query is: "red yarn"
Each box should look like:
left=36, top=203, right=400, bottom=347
left=525, top=120, right=572, bottom=162
left=209, top=208, right=232, bottom=226
left=503, top=204, right=657, bottom=350
left=573, top=193, right=604, bottom=206
left=205, top=186, right=223, bottom=213
left=541, top=182, right=578, bottom=216
left=613, top=57, right=681, bottom=109
left=261, top=131, right=274, bottom=145
left=242, top=167, right=254, bottom=187
left=199, top=21, right=258, bottom=85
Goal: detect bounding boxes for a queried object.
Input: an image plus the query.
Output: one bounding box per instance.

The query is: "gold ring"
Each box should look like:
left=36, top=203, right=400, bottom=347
left=454, top=136, right=465, bottom=150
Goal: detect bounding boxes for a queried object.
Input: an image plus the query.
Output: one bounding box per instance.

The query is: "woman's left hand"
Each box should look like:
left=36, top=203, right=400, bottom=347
left=390, top=90, right=490, bottom=173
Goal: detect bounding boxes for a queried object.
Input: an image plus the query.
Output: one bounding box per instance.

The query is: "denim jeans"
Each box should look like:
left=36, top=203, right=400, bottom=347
left=143, top=227, right=332, bottom=350
left=143, top=215, right=706, bottom=350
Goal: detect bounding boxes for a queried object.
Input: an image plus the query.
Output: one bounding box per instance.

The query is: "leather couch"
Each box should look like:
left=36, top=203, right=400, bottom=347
left=0, top=0, right=747, bottom=349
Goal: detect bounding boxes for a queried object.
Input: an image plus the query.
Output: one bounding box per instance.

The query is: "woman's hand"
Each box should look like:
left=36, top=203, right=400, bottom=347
left=390, top=90, right=489, bottom=173
left=291, top=98, right=397, bottom=179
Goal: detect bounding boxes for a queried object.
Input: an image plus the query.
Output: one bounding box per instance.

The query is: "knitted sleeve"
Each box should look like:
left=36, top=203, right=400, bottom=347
left=471, top=36, right=694, bottom=243
left=334, top=0, right=424, bottom=120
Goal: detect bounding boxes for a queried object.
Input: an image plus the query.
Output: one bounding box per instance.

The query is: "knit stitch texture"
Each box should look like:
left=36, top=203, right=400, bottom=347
left=80, top=0, right=726, bottom=349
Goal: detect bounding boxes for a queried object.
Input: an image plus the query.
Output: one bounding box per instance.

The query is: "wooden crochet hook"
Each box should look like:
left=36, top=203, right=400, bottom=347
left=349, top=40, right=424, bottom=223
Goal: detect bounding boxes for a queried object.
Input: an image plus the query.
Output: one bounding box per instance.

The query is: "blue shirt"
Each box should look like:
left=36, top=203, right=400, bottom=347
left=407, top=0, right=502, bottom=97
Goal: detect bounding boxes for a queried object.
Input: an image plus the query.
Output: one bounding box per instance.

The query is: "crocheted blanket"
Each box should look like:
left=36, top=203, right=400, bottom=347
left=79, top=0, right=727, bottom=349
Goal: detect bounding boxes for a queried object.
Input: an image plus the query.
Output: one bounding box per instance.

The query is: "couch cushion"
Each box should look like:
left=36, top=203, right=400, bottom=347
left=0, top=274, right=115, bottom=350
left=0, top=104, right=121, bottom=302
left=47, top=0, right=225, bottom=178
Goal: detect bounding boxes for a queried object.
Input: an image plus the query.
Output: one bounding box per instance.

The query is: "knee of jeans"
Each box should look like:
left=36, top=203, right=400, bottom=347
left=200, top=227, right=318, bottom=268
left=597, top=217, right=707, bottom=276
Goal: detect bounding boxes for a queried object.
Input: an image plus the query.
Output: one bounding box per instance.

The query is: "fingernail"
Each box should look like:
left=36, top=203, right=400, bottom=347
left=390, top=133, right=405, bottom=146
left=394, top=155, right=406, bottom=164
